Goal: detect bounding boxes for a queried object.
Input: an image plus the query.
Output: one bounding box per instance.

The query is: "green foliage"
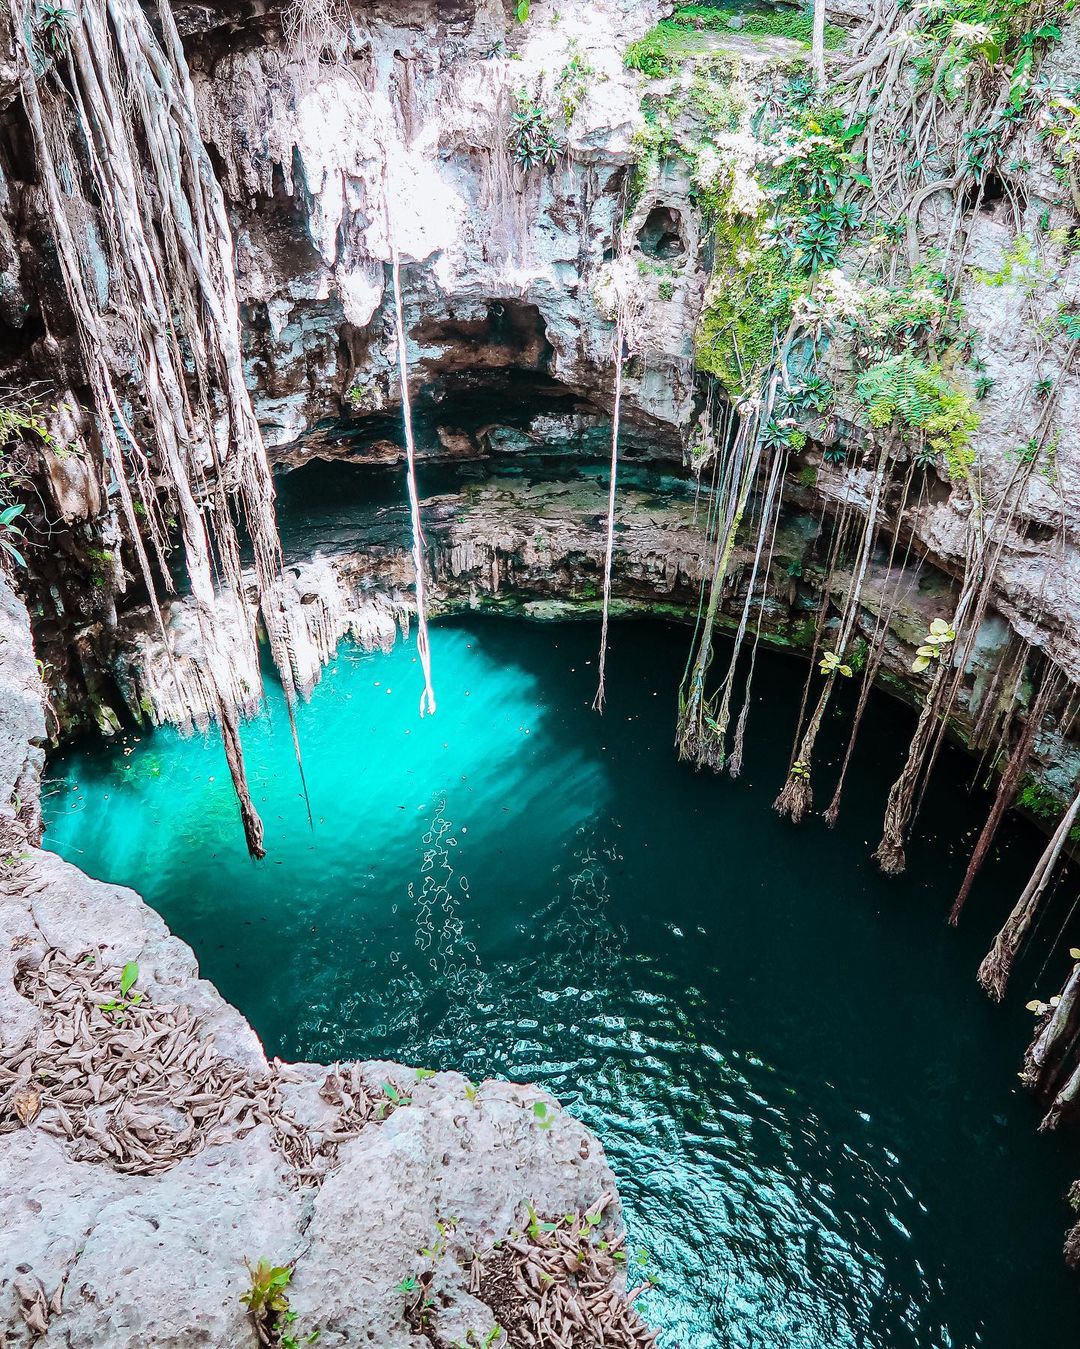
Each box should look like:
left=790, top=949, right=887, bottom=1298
left=97, top=961, right=143, bottom=1017
left=696, top=243, right=807, bottom=397
left=625, top=23, right=682, bottom=78
left=515, top=0, right=530, bottom=22
left=242, top=1262, right=291, bottom=1318
left=911, top=618, right=956, bottom=673
left=508, top=90, right=560, bottom=169
left=0, top=392, right=55, bottom=570
left=555, top=41, right=598, bottom=122
left=971, top=234, right=1048, bottom=293
left=35, top=2, right=74, bottom=57
left=381, top=1081, right=412, bottom=1107
left=1016, top=776, right=1067, bottom=821
left=0, top=504, right=27, bottom=569
left=819, top=649, right=853, bottom=677
left=897, top=0, right=1063, bottom=114
left=855, top=354, right=978, bottom=480
left=670, top=4, right=847, bottom=48
left=241, top=1261, right=319, bottom=1349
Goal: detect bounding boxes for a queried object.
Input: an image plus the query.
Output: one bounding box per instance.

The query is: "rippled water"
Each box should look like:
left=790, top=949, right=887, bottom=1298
left=42, top=618, right=1080, bottom=1347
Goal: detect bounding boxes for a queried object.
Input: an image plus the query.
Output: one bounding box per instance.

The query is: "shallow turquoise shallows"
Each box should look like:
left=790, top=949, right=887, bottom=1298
left=43, top=618, right=1080, bottom=1348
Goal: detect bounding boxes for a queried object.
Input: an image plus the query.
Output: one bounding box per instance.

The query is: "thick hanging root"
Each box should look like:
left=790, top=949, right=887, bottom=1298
left=593, top=319, right=625, bottom=714
left=13, top=0, right=307, bottom=857
left=774, top=688, right=828, bottom=822
left=1041, top=1062, right=1080, bottom=1132
left=1065, top=1198, right=1080, bottom=1268
left=977, top=787, right=1080, bottom=1001
left=873, top=666, right=947, bottom=875
left=1024, top=963, right=1080, bottom=1100
left=773, top=769, right=814, bottom=824
left=677, top=401, right=768, bottom=766
left=385, top=192, right=436, bottom=717
left=949, top=669, right=1054, bottom=925
left=775, top=448, right=887, bottom=820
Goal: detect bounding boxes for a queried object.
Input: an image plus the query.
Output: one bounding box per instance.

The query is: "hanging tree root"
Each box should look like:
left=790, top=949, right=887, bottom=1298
left=977, top=786, right=1080, bottom=1002
left=594, top=317, right=626, bottom=715
left=1024, top=962, right=1080, bottom=1102
left=949, top=664, right=1055, bottom=925
left=12, top=0, right=312, bottom=857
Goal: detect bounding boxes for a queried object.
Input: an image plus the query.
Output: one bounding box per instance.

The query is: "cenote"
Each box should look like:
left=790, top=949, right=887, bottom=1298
left=42, top=617, right=1080, bottom=1348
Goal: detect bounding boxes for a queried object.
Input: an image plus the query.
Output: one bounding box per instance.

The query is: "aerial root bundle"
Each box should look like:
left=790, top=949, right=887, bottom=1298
left=977, top=787, right=1080, bottom=1002
left=12, top=0, right=317, bottom=856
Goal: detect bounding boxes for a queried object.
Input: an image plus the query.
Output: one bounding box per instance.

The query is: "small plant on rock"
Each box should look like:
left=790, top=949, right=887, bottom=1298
left=508, top=91, right=560, bottom=169
left=912, top=618, right=956, bottom=673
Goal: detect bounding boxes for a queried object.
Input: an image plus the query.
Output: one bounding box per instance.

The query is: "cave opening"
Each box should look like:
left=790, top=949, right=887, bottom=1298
left=636, top=205, right=686, bottom=259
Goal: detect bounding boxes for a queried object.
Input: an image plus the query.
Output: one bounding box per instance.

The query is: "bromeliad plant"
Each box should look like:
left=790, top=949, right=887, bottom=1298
left=912, top=618, right=957, bottom=673
left=508, top=91, right=560, bottom=169
left=35, top=2, right=74, bottom=57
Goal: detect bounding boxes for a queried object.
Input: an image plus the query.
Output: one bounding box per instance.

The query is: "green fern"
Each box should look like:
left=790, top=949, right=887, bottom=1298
left=856, top=354, right=977, bottom=480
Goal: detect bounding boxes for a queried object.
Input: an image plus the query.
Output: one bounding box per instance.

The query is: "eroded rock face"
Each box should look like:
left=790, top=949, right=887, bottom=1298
left=188, top=0, right=700, bottom=452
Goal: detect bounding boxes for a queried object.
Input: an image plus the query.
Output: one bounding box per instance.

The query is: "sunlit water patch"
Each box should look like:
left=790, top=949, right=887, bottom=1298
left=43, top=618, right=1080, bottom=1347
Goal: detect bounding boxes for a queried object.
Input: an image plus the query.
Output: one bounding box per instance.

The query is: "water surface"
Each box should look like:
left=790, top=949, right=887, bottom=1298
left=43, top=618, right=1080, bottom=1348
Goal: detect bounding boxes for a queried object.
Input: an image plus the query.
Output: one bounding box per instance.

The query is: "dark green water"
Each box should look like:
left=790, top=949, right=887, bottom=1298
left=42, top=618, right=1080, bottom=1348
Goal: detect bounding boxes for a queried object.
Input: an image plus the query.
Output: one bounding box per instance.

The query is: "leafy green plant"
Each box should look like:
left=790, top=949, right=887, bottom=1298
left=555, top=42, right=598, bottom=122
left=671, top=5, right=847, bottom=47
left=1015, top=777, right=1067, bottom=822
left=624, top=25, right=679, bottom=78
left=97, top=961, right=143, bottom=1018
left=241, top=1261, right=292, bottom=1333
left=911, top=618, right=956, bottom=673
left=856, top=353, right=977, bottom=480
left=819, top=649, right=853, bottom=677
left=35, top=2, right=74, bottom=57
left=847, top=637, right=869, bottom=673
left=532, top=1100, right=554, bottom=1131
left=0, top=504, right=27, bottom=569
left=508, top=91, right=560, bottom=169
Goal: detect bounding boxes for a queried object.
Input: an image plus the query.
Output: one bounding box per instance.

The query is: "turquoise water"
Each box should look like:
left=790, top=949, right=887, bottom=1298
left=43, top=618, right=1080, bottom=1348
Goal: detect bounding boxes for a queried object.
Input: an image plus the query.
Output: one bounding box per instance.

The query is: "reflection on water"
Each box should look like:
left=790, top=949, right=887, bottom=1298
left=42, top=618, right=1080, bottom=1348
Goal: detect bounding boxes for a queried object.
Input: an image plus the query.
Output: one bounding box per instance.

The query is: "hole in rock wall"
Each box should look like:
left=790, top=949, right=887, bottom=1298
left=962, top=170, right=1009, bottom=216
left=637, top=205, right=686, bottom=259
